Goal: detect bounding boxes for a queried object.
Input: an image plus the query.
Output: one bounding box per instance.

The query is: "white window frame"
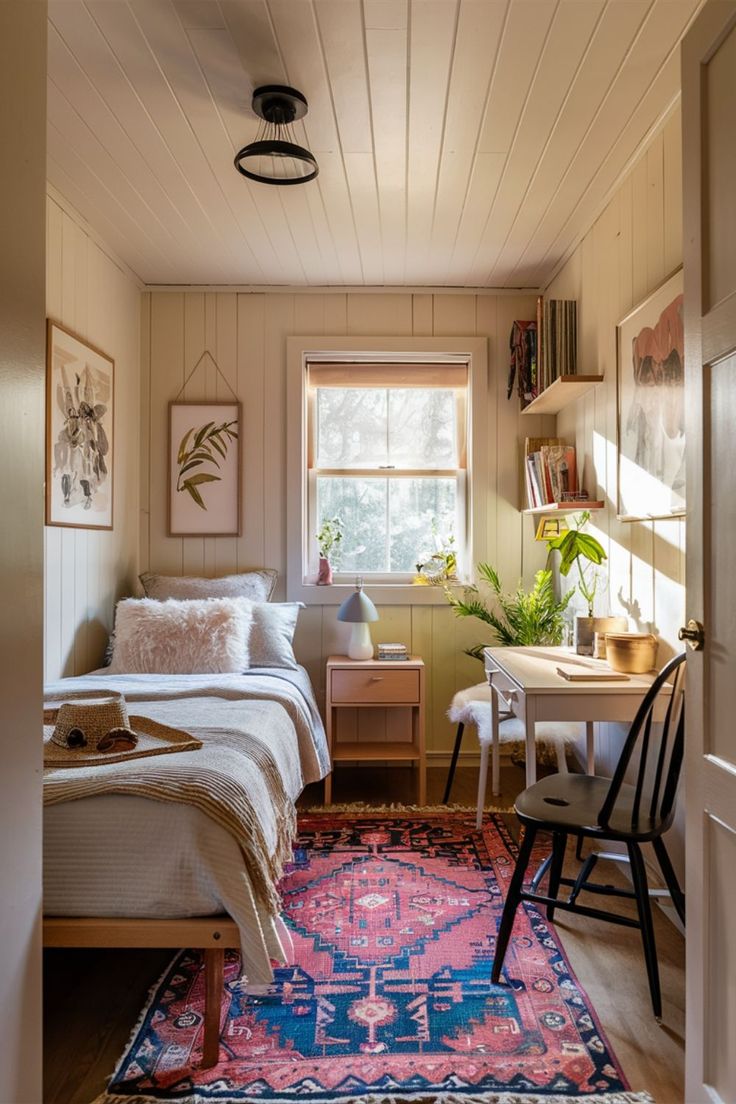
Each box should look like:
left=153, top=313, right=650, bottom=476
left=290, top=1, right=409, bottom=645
left=286, top=336, right=489, bottom=606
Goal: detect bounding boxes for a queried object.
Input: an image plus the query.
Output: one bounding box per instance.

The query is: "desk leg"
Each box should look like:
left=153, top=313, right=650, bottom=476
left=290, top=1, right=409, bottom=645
left=586, top=721, right=595, bottom=775
left=524, top=699, right=537, bottom=788
left=491, top=685, right=501, bottom=796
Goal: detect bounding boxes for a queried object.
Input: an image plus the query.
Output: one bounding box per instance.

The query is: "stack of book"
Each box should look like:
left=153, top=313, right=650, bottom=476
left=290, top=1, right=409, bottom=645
left=377, top=643, right=408, bottom=662
left=524, top=437, right=578, bottom=509
left=537, top=297, right=577, bottom=393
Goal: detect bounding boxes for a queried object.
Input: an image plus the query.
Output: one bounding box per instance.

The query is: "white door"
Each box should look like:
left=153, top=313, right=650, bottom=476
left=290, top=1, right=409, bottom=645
left=682, top=4, right=736, bottom=1100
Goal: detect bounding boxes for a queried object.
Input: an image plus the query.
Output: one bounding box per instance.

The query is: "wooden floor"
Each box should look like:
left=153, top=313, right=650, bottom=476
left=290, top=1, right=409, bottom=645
left=43, top=762, right=685, bottom=1103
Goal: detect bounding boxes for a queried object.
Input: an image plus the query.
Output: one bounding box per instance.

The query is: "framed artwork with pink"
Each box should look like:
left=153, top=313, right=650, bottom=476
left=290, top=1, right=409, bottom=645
left=616, top=269, right=685, bottom=521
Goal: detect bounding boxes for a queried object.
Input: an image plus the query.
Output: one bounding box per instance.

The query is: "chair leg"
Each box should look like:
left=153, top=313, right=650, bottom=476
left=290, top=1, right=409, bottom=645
left=492, top=824, right=538, bottom=983
left=442, top=722, right=464, bottom=804
left=546, top=831, right=567, bottom=922
left=627, top=841, right=662, bottom=1019
left=476, top=740, right=489, bottom=829
left=553, top=737, right=568, bottom=775
left=652, top=836, right=685, bottom=926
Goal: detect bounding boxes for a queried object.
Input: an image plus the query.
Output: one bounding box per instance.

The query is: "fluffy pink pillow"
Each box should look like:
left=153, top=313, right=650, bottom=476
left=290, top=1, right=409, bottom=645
left=108, top=597, right=253, bottom=674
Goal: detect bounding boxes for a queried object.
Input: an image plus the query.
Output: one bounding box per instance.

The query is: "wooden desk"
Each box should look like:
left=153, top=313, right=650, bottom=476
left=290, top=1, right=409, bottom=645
left=483, top=646, right=667, bottom=788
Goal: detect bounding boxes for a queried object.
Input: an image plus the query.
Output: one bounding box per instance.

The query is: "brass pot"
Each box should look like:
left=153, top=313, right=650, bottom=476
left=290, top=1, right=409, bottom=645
left=605, top=632, right=658, bottom=674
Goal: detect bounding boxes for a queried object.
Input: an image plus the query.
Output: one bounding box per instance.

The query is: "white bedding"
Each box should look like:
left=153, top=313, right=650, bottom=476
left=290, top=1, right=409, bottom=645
left=43, top=667, right=328, bottom=985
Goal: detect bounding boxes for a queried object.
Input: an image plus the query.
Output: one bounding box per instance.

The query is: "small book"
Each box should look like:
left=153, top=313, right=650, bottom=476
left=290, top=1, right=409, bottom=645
left=556, top=666, right=630, bottom=682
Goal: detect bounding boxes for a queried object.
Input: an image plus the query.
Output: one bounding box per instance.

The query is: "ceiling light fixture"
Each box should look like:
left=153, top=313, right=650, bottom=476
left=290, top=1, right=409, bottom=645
left=234, top=85, right=318, bottom=186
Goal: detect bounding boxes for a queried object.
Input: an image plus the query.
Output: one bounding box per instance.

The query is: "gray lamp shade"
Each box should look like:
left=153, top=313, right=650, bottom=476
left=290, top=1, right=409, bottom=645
left=336, top=589, right=379, bottom=624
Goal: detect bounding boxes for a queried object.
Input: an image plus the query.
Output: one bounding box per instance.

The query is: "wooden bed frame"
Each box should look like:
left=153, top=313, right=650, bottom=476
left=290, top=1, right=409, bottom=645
left=43, top=916, right=240, bottom=1068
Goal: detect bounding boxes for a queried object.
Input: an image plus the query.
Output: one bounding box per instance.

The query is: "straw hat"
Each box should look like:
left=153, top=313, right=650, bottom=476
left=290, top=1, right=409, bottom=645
left=43, top=691, right=201, bottom=767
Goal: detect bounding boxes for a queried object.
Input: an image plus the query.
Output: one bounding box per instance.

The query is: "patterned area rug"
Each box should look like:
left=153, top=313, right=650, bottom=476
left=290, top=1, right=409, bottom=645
left=96, top=812, right=652, bottom=1104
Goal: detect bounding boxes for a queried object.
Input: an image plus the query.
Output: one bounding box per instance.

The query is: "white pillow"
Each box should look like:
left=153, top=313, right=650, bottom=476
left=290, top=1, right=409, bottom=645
left=108, top=597, right=253, bottom=674
left=249, top=602, right=303, bottom=670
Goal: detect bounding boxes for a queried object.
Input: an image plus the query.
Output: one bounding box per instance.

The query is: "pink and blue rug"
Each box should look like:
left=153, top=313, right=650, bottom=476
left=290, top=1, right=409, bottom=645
left=96, top=812, right=650, bottom=1104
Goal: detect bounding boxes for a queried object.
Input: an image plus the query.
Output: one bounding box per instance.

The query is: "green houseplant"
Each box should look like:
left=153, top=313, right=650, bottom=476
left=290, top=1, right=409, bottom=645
left=445, top=564, right=574, bottom=661
left=545, top=511, right=607, bottom=653
left=316, top=516, right=344, bottom=585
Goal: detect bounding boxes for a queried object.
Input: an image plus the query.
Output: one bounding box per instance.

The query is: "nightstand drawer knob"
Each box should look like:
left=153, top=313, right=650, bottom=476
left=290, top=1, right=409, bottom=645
left=369, top=676, right=384, bottom=682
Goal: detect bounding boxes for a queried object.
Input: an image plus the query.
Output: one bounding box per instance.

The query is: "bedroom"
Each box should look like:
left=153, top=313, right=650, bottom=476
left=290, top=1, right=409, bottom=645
left=1, top=1, right=733, bottom=1103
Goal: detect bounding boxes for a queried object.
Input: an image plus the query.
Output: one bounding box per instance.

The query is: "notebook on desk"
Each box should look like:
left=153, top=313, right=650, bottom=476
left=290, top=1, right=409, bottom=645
left=556, top=665, right=630, bottom=682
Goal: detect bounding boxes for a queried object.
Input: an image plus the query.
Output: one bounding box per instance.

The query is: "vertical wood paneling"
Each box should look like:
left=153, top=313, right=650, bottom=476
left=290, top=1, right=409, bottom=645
left=44, top=194, right=141, bottom=680
left=145, top=286, right=556, bottom=759
left=544, top=106, right=685, bottom=821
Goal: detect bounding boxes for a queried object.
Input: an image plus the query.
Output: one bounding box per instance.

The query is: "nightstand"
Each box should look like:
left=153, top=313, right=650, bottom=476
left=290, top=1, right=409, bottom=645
left=324, top=655, right=426, bottom=805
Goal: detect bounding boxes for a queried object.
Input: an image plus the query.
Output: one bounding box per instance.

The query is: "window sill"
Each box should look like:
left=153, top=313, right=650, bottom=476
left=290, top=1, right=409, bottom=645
left=287, top=581, right=462, bottom=606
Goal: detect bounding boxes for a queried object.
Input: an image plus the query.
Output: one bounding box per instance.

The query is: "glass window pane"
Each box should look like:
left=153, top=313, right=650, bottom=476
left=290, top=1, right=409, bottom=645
left=316, top=477, right=388, bottom=573
left=388, top=389, right=456, bottom=468
left=316, top=389, right=387, bottom=467
left=388, top=478, right=457, bottom=573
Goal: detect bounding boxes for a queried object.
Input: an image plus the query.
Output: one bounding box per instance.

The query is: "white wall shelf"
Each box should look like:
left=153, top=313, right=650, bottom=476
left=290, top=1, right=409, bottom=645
left=520, top=374, right=604, bottom=416
left=522, top=501, right=605, bottom=516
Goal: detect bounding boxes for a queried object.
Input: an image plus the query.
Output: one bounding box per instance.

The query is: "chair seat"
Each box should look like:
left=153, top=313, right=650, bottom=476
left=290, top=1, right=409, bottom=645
left=448, top=683, right=582, bottom=746
left=515, top=772, right=664, bottom=841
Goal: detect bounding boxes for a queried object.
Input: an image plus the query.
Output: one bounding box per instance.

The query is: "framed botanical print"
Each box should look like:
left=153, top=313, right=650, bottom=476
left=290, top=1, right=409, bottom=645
left=616, top=268, right=685, bottom=520
left=46, top=321, right=114, bottom=530
left=168, top=401, right=241, bottom=536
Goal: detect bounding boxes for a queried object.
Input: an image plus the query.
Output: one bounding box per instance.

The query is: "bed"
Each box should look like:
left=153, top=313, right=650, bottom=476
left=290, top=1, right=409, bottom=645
left=43, top=664, right=330, bottom=1066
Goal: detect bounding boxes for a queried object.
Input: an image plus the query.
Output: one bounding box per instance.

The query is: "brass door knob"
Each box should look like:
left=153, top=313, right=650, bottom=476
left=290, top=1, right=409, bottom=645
left=678, top=619, right=705, bottom=651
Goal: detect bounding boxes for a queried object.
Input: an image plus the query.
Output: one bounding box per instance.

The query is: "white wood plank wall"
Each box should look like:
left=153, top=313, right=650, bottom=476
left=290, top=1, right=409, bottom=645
left=546, top=106, right=685, bottom=875
left=45, top=193, right=142, bottom=681
left=141, top=289, right=555, bottom=761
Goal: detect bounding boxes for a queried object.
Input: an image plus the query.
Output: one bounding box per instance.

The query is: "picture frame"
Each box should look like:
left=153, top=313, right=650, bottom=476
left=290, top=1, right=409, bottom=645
left=616, top=268, right=685, bottom=521
left=168, top=401, right=241, bottom=536
left=46, top=320, right=114, bottom=530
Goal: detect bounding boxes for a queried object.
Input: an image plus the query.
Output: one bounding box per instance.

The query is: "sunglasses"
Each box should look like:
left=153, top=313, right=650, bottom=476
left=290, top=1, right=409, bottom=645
left=64, top=727, right=138, bottom=752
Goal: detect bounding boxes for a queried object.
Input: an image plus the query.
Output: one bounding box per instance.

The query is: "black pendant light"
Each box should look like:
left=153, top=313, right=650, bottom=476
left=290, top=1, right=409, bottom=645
left=234, top=85, right=318, bottom=186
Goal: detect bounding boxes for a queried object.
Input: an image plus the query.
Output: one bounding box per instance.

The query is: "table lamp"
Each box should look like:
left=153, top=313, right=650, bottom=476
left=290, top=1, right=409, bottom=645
left=337, top=577, right=379, bottom=660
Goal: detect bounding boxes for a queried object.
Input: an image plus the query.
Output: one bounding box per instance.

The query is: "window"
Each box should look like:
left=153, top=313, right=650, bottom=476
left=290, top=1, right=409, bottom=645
left=286, top=337, right=489, bottom=604
left=307, top=363, right=467, bottom=581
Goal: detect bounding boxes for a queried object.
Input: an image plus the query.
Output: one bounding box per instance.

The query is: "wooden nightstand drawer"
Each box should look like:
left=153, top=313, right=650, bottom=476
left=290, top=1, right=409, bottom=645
left=330, top=667, right=420, bottom=704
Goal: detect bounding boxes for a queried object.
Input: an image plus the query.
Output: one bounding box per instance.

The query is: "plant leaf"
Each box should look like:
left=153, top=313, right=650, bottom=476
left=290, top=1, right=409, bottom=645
left=194, top=421, right=215, bottom=449
left=183, top=482, right=206, bottom=509
left=179, top=459, right=204, bottom=477
left=178, top=427, right=194, bottom=463
left=185, top=472, right=220, bottom=486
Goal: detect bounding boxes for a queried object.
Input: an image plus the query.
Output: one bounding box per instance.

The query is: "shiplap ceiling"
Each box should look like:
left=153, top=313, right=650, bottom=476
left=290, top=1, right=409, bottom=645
left=47, top=0, right=702, bottom=288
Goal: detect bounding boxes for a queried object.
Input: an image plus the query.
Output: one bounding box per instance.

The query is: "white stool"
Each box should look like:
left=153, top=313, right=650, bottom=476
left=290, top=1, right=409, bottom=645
left=445, top=683, right=582, bottom=828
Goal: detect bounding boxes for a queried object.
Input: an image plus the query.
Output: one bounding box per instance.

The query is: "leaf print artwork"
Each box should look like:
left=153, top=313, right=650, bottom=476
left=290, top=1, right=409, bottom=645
left=175, top=419, right=238, bottom=510
left=169, top=402, right=241, bottom=537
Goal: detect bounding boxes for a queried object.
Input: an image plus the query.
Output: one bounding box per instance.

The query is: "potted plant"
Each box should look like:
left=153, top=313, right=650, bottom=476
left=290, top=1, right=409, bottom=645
left=545, top=511, right=607, bottom=653
left=445, top=564, right=574, bottom=660
left=316, top=516, right=344, bottom=585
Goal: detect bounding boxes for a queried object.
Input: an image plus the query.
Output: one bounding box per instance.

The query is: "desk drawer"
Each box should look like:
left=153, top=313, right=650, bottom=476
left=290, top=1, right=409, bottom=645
left=331, top=668, right=420, bottom=704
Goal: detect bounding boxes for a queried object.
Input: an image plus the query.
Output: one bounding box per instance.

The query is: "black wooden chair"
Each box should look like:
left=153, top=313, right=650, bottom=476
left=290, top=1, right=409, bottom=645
left=491, top=652, right=686, bottom=1019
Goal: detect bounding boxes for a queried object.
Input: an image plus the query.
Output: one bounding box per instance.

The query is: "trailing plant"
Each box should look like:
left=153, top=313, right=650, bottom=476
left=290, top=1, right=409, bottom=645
left=445, top=564, right=574, bottom=660
left=316, top=516, right=344, bottom=566
left=545, top=511, right=607, bottom=617
left=176, top=419, right=238, bottom=511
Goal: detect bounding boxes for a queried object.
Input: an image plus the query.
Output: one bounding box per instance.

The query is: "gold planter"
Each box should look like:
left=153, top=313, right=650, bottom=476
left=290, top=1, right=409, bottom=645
left=605, top=633, right=658, bottom=674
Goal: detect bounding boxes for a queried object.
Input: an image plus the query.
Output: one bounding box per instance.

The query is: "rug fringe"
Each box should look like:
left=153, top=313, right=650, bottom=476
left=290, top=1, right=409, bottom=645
left=300, top=802, right=510, bottom=815
left=91, top=1089, right=655, bottom=1104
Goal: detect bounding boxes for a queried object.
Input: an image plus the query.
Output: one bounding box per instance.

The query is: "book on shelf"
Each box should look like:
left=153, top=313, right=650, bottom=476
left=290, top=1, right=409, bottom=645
left=538, top=297, right=577, bottom=392
left=523, top=437, right=578, bottom=509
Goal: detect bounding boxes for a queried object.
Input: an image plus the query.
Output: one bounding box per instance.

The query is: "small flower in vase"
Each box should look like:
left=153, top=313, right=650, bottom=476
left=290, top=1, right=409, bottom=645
left=316, top=516, right=344, bottom=585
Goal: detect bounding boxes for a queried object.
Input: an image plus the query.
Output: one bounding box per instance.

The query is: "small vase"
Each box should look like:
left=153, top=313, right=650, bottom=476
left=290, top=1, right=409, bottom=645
left=316, top=557, right=333, bottom=585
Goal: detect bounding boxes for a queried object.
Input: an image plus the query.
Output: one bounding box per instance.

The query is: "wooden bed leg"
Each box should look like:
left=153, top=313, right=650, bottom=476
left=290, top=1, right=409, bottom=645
left=202, top=947, right=224, bottom=1068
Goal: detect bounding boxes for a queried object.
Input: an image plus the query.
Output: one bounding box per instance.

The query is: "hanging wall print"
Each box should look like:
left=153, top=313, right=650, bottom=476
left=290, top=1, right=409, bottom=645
left=616, top=268, right=685, bottom=520
left=168, top=401, right=241, bottom=536
left=46, top=321, right=114, bottom=530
